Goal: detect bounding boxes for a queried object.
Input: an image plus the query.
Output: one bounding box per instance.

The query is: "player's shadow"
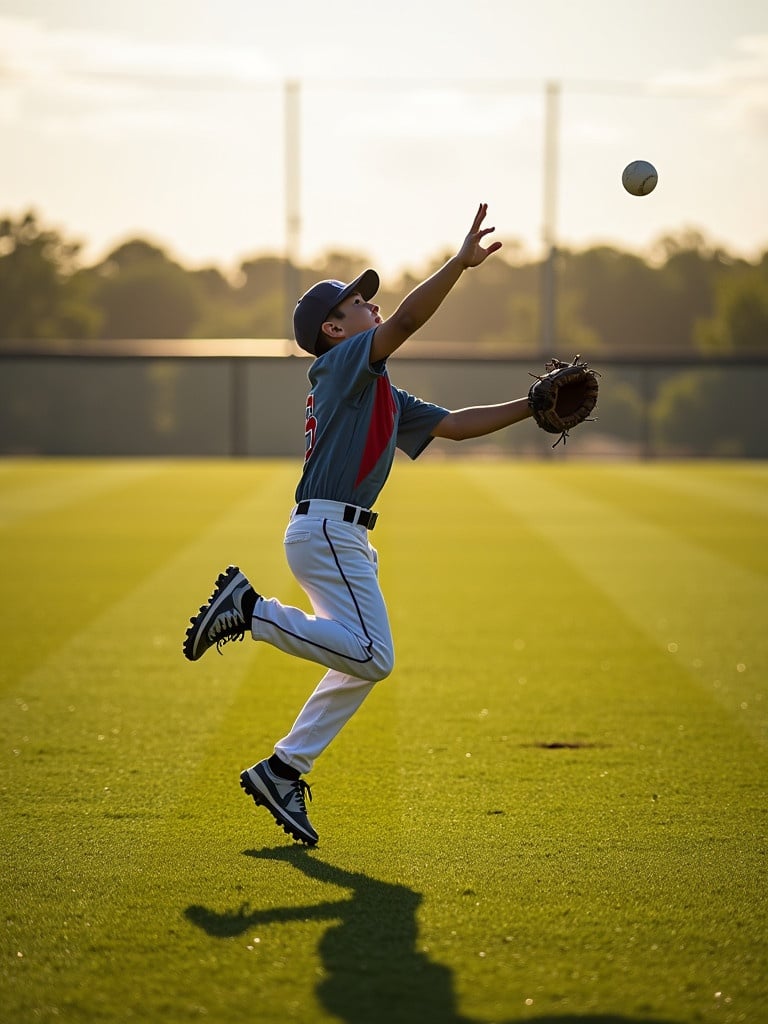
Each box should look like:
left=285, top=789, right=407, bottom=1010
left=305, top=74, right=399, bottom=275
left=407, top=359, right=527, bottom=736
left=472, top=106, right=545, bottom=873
left=186, top=844, right=474, bottom=1023
left=184, top=845, right=681, bottom=1024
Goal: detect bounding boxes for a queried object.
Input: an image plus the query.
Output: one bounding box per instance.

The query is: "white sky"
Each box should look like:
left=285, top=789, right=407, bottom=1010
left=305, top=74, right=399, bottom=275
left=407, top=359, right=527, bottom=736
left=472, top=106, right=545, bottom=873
left=1, top=0, right=767, bottom=280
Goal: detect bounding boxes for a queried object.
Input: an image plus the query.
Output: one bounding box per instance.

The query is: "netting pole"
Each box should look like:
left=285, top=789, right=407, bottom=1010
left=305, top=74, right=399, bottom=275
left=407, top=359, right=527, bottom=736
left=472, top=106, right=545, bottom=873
left=284, top=79, right=301, bottom=344
left=540, top=80, right=560, bottom=358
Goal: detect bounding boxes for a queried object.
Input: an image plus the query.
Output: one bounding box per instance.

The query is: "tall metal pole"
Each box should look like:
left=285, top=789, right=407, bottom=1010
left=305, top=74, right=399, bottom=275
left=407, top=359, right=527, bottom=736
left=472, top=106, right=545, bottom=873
left=540, top=80, right=560, bottom=356
left=284, top=79, right=301, bottom=342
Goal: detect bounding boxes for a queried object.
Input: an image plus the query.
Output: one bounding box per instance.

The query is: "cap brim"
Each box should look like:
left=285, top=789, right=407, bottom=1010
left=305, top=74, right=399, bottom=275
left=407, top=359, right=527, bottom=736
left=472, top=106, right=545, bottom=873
left=334, top=268, right=379, bottom=307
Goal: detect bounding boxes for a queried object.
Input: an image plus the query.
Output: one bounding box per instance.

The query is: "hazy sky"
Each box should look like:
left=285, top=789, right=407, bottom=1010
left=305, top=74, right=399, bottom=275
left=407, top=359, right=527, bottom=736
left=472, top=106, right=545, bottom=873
left=1, top=0, right=767, bottom=279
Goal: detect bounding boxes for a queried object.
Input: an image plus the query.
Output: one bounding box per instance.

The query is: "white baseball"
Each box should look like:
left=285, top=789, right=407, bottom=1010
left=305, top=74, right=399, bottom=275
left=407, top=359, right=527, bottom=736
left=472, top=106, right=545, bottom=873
left=622, top=160, right=658, bottom=197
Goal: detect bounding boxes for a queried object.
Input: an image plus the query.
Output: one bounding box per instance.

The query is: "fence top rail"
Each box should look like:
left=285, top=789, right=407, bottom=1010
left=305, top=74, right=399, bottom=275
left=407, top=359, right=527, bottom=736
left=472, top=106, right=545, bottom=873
left=0, top=338, right=765, bottom=367
left=0, top=338, right=299, bottom=358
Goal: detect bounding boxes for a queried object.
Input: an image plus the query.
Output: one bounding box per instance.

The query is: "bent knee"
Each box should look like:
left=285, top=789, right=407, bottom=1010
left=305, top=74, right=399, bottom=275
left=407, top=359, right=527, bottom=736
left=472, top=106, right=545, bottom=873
left=361, top=644, right=394, bottom=682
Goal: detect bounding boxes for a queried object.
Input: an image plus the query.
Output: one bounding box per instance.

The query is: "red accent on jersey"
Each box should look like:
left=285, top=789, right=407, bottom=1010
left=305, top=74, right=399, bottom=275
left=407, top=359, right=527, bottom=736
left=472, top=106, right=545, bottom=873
left=355, top=375, right=397, bottom=486
left=304, top=393, right=318, bottom=463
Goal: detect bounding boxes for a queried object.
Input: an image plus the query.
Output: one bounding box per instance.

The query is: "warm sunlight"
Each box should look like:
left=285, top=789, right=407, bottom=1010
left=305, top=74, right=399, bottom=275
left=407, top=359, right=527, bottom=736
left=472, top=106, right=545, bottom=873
left=0, top=1, right=766, bottom=276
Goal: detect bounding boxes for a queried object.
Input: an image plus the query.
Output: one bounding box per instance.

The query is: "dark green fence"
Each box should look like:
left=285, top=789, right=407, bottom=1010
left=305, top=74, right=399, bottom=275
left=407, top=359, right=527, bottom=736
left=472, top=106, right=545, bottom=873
left=1, top=341, right=765, bottom=458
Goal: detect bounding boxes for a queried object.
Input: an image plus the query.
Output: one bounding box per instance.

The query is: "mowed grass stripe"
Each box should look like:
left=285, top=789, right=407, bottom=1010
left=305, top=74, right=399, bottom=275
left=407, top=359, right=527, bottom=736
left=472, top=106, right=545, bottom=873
left=1, top=459, right=301, bottom=880
left=559, top=461, right=768, bottom=577
left=0, top=459, right=165, bottom=528
left=175, top=462, right=767, bottom=1021
left=377, top=464, right=764, bottom=802
left=3, top=459, right=433, bottom=1023
left=2, top=462, right=319, bottom=1021
left=604, top=460, right=768, bottom=506
left=0, top=460, right=291, bottom=683
left=461, top=462, right=767, bottom=747
left=361, top=464, right=767, bottom=1021
left=1, top=460, right=300, bottom=775
left=2, top=460, right=766, bottom=1023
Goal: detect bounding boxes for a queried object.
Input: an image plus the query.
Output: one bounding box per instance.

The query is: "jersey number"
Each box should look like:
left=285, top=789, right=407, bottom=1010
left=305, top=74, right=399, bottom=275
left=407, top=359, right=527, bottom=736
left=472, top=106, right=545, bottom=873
left=304, top=394, right=318, bottom=462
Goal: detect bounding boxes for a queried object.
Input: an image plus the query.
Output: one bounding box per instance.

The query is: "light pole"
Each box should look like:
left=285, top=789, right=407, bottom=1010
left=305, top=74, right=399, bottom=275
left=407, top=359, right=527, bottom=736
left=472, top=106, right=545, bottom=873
left=540, top=80, right=560, bottom=357
left=284, top=79, right=301, bottom=343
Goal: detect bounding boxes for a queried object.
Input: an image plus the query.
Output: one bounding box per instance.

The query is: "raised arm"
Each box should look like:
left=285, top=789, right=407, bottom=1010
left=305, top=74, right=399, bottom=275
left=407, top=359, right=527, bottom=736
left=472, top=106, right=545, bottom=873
left=370, top=203, right=501, bottom=363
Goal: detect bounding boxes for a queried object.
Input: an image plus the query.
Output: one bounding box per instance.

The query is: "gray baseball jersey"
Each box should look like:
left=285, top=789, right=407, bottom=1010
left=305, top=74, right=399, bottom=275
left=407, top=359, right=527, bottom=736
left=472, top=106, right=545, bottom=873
left=295, top=328, right=448, bottom=509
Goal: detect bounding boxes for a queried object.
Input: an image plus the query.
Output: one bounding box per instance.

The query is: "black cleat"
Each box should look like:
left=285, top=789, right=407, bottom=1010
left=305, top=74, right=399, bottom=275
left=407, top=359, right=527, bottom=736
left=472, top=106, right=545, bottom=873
left=240, top=760, right=318, bottom=846
left=183, top=565, right=257, bottom=661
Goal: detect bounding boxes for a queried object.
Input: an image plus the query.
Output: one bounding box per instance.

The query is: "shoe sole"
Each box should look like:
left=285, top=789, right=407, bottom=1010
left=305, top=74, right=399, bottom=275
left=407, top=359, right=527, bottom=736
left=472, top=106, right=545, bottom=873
left=240, top=770, right=318, bottom=847
left=183, top=565, right=243, bottom=661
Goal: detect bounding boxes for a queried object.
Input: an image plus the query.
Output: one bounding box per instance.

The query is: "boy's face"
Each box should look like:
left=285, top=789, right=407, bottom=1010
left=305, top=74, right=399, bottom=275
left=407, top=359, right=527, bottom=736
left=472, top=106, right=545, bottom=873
left=323, top=291, right=382, bottom=345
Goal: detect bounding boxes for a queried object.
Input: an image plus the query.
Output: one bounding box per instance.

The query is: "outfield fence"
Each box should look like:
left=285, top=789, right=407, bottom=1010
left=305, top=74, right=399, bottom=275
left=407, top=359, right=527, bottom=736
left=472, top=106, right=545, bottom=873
left=0, top=341, right=765, bottom=459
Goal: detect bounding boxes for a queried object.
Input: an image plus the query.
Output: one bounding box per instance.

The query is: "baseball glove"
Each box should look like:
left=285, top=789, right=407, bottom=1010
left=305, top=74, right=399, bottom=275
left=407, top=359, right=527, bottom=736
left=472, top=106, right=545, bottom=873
left=528, top=354, right=599, bottom=446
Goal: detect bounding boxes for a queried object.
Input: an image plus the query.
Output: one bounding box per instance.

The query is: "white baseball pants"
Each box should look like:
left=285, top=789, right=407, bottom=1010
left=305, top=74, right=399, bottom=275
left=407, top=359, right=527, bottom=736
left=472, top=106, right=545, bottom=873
left=250, top=502, right=394, bottom=774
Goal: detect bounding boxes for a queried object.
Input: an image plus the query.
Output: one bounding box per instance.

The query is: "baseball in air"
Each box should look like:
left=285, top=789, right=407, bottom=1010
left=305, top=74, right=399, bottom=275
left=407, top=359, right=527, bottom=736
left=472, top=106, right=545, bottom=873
left=622, top=160, right=658, bottom=196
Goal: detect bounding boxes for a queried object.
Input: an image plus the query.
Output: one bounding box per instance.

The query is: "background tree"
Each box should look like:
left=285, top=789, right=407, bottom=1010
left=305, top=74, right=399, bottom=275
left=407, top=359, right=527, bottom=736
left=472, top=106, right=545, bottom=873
left=695, top=257, right=768, bottom=353
left=2, top=210, right=767, bottom=357
left=92, top=240, right=202, bottom=339
left=0, top=211, right=100, bottom=339
left=651, top=230, right=723, bottom=348
left=557, top=245, right=668, bottom=353
left=414, top=250, right=541, bottom=349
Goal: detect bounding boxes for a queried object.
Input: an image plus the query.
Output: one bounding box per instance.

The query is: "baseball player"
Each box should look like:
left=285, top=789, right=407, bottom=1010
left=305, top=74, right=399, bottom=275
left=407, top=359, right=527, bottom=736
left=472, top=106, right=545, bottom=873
left=183, top=204, right=534, bottom=846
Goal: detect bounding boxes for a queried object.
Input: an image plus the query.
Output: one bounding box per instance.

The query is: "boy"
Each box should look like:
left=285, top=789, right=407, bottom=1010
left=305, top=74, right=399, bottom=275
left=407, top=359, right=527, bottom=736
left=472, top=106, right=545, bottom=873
left=183, top=204, right=534, bottom=846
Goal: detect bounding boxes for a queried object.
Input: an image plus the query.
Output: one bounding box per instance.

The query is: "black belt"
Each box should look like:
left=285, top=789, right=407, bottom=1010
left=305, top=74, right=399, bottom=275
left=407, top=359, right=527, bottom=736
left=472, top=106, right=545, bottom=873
left=295, top=500, right=378, bottom=531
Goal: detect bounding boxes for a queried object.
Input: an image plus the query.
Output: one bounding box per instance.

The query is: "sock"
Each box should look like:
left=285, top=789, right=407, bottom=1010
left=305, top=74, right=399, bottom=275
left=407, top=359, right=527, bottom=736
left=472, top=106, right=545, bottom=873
left=242, top=587, right=258, bottom=623
left=268, top=754, right=300, bottom=781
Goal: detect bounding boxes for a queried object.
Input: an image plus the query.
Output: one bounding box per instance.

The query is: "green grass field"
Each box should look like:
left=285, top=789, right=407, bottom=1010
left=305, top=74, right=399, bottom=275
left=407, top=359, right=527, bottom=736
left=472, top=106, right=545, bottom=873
left=1, top=458, right=766, bottom=1024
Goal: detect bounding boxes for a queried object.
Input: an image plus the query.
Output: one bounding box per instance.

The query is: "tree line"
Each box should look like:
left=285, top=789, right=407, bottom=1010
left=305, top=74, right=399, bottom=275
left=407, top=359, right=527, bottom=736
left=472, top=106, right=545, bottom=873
left=1, top=210, right=767, bottom=354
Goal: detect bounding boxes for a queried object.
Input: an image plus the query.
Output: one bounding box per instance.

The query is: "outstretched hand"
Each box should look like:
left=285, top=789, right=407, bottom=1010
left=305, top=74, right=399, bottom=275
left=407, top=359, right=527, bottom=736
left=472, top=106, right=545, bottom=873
left=457, top=203, right=502, bottom=268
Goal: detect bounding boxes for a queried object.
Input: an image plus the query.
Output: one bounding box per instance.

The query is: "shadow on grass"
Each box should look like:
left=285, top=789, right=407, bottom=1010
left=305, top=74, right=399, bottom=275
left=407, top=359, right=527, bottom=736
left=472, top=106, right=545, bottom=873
left=184, top=845, right=681, bottom=1024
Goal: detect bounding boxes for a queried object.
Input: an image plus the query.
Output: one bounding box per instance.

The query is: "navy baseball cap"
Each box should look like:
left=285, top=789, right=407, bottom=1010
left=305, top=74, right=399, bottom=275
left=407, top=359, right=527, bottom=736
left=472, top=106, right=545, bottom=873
left=293, top=268, right=379, bottom=355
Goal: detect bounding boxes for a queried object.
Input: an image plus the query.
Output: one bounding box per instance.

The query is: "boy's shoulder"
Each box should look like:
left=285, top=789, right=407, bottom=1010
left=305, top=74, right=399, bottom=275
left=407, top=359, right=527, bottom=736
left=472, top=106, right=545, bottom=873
left=310, top=329, right=381, bottom=382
